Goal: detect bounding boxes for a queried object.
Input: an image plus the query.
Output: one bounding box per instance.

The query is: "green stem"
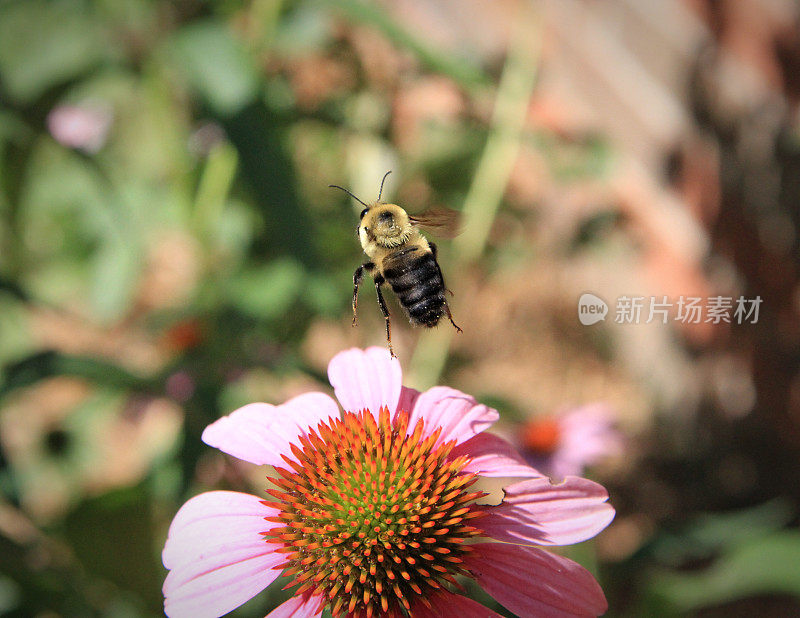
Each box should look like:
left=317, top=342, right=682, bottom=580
left=406, top=10, right=541, bottom=389
left=193, top=141, right=238, bottom=245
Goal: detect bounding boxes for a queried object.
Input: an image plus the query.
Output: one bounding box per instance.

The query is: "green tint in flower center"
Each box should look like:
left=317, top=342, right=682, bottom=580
left=262, top=407, right=486, bottom=617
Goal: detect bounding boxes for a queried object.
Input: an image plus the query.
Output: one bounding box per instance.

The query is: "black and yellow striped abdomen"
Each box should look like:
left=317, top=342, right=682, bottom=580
left=382, top=248, right=446, bottom=327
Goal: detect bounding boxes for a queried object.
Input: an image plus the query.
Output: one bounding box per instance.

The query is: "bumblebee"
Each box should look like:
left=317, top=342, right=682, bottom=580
left=330, top=172, right=462, bottom=357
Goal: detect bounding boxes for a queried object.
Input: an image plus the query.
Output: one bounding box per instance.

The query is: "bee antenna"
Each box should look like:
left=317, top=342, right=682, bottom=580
left=377, top=170, right=392, bottom=202
left=329, top=185, right=370, bottom=209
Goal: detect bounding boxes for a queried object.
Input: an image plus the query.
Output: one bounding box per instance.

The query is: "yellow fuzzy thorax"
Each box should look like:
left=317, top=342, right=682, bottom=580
left=359, top=203, right=427, bottom=260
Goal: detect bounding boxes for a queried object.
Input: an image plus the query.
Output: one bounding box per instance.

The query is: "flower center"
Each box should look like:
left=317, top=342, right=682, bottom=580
left=522, top=417, right=561, bottom=455
left=262, top=407, right=485, bottom=617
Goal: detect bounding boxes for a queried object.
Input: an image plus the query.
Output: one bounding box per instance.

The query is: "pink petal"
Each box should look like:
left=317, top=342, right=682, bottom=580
left=465, top=542, right=608, bottom=617
left=478, top=476, right=615, bottom=546
left=408, top=386, right=498, bottom=446
left=267, top=593, right=326, bottom=617
left=397, top=385, right=421, bottom=414
left=453, top=432, right=545, bottom=478
left=162, top=491, right=284, bottom=618
left=560, top=404, right=616, bottom=433
left=327, top=347, right=402, bottom=416
left=47, top=103, right=112, bottom=152
left=553, top=410, right=623, bottom=478
left=411, top=590, right=504, bottom=617
left=202, top=392, right=340, bottom=466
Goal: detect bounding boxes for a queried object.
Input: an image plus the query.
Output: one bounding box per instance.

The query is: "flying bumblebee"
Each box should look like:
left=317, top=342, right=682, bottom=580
left=330, top=172, right=462, bottom=358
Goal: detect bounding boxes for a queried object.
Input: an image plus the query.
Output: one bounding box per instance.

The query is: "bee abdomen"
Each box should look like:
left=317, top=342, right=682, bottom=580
left=384, top=252, right=446, bottom=327
left=404, top=294, right=446, bottom=326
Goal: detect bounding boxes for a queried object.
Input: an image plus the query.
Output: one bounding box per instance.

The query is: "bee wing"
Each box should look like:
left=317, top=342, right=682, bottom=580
left=409, top=207, right=461, bottom=238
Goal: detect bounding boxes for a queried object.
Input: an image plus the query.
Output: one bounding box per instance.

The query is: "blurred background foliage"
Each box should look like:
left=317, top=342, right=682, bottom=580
left=2, top=0, right=800, bottom=616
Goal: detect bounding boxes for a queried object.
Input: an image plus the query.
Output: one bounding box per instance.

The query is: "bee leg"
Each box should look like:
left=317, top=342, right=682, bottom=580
left=444, top=302, right=463, bottom=333
left=373, top=274, right=395, bottom=358
left=353, top=263, right=374, bottom=326
left=430, top=242, right=462, bottom=332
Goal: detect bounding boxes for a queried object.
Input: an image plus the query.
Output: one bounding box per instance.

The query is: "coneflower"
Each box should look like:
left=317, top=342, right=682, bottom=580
left=521, top=404, right=623, bottom=480
left=163, top=348, right=614, bottom=617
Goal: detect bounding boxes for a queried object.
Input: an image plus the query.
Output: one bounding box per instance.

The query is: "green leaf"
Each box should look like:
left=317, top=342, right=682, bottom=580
left=301, top=272, right=343, bottom=316
left=18, top=143, right=145, bottom=320
left=685, top=499, right=794, bottom=548
left=316, top=0, right=490, bottom=93
left=63, top=485, right=162, bottom=609
left=169, top=21, right=260, bottom=116
left=227, top=258, right=304, bottom=319
left=0, top=297, right=33, bottom=379
left=272, top=4, right=333, bottom=56
left=212, top=199, right=256, bottom=269
left=648, top=531, right=800, bottom=612
left=90, top=235, right=142, bottom=322
left=0, top=0, right=108, bottom=103
left=648, top=499, right=794, bottom=566
left=0, top=351, right=152, bottom=400
left=0, top=110, right=30, bottom=145
left=19, top=142, right=107, bottom=251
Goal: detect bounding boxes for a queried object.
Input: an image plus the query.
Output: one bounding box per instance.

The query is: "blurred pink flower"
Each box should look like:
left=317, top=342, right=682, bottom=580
left=46, top=103, right=112, bottom=153
left=162, top=348, right=615, bottom=617
left=165, top=371, right=196, bottom=403
left=521, top=404, right=624, bottom=480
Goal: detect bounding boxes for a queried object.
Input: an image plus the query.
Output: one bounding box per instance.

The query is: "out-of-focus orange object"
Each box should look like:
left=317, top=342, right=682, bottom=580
left=522, top=416, right=561, bottom=455
left=162, top=319, right=205, bottom=352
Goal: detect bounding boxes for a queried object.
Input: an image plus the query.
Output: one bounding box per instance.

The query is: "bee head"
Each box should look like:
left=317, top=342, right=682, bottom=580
left=359, top=204, right=412, bottom=249
left=330, top=171, right=415, bottom=253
